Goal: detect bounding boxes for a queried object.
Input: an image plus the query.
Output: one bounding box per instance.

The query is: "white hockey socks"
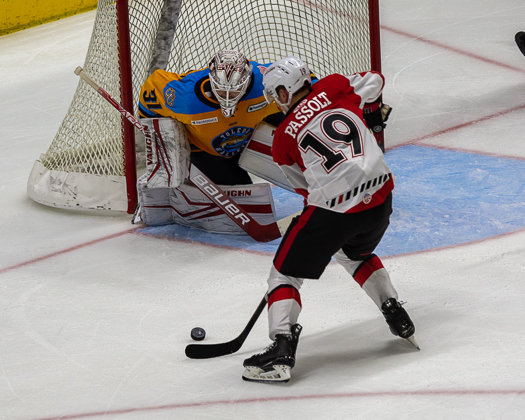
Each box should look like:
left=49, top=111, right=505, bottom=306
left=334, top=251, right=398, bottom=309
left=267, top=266, right=303, bottom=340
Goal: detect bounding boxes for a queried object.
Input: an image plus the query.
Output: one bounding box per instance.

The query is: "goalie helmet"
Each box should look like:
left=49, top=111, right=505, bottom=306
left=208, top=50, right=253, bottom=118
left=262, top=56, right=311, bottom=113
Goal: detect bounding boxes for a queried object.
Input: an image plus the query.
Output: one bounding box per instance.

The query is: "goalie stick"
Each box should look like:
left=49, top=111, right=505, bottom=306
left=188, top=163, right=300, bottom=241
left=74, top=66, right=301, bottom=242
left=185, top=294, right=267, bottom=359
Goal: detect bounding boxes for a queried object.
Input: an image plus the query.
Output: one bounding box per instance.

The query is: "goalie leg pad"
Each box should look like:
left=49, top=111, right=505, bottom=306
left=136, top=177, right=278, bottom=234
left=134, top=173, right=173, bottom=225
left=141, top=118, right=191, bottom=189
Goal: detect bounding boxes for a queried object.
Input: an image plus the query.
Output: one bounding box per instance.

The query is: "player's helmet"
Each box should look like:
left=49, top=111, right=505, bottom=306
left=208, top=50, right=253, bottom=118
left=262, top=56, right=311, bottom=112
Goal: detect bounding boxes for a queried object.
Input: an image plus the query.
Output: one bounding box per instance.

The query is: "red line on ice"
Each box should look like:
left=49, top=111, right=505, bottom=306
left=3, top=26, right=525, bottom=272
left=0, top=229, right=137, bottom=275
left=30, top=389, right=525, bottom=420
left=382, top=25, right=525, bottom=74
left=390, top=103, right=525, bottom=159
left=380, top=25, right=525, bottom=157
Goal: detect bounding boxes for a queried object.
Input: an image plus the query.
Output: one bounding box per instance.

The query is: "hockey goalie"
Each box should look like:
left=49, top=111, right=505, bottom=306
left=133, top=51, right=292, bottom=234
left=134, top=116, right=290, bottom=234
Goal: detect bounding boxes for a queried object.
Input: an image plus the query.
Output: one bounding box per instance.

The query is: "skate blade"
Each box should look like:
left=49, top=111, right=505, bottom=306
left=242, top=365, right=291, bottom=383
left=405, top=335, right=420, bottom=350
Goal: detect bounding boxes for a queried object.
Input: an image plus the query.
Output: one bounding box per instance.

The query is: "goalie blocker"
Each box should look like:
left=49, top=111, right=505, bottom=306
left=141, top=118, right=190, bottom=188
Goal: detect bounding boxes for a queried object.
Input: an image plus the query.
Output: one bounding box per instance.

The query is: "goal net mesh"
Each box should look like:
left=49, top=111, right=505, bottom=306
left=34, top=0, right=375, bottom=205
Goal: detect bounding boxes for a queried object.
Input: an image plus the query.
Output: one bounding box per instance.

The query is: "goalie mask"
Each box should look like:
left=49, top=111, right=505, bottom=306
left=262, top=56, right=311, bottom=113
left=209, top=51, right=253, bottom=118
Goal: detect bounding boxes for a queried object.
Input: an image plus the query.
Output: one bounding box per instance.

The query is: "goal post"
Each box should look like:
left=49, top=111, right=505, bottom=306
left=27, top=0, right=382, bottom=214
left=117, top=0, right=137, bottom=214
left=369, top=0, right=382, bottom=73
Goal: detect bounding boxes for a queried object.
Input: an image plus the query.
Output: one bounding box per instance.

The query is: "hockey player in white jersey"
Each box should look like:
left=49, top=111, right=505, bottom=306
left=242, top=56, right=418, bottom=384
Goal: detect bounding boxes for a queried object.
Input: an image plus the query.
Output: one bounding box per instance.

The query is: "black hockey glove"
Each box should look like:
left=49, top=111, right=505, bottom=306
left=363, top=100, right=392, bottom=135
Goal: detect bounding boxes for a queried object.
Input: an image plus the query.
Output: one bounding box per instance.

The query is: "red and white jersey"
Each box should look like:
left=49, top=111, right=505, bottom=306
left=272, top=72, right=394, bottom=213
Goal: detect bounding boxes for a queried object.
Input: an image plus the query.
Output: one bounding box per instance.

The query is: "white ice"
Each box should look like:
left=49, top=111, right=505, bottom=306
left=1, top=1, right=525, bottom=419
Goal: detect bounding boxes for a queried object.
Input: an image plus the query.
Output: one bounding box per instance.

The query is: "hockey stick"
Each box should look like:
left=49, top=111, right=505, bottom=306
left=74, top=66, right=301, bottom=242
left=185, top=294, right=267, bottom=359
left=188, top=163, right=300, bottom=242
left=74, top=67, right=143, bottom=132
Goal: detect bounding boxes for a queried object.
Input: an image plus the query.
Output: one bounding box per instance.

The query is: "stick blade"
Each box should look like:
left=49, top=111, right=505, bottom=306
left=185, top=295, right=267, bottom=360
left=185, top=339, right=242, bottom=359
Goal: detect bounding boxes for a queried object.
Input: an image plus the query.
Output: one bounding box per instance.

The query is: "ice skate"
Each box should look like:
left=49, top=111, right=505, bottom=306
left=242, top=324, right=302, bottom=383
left=381, top=298, right=420, bottom=350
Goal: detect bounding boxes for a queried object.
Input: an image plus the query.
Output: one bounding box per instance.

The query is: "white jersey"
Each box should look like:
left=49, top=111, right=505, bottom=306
left=272, top=72, right=394, bottom=213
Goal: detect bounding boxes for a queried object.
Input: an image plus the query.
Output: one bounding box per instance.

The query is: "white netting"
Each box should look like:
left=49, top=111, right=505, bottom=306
left=167, top=0, right=372, bottom=76
left=32, top=0, right=375, bottom=209
left=39, top=0, right=165, bottom=177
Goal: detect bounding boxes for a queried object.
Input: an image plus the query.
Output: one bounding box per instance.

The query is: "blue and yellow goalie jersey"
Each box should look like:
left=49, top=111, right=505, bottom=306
left=138, top=62, right=280, bottom=157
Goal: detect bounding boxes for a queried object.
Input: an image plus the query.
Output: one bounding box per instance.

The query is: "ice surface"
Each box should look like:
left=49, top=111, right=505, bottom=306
left=1, top=2, right=525, bottom=419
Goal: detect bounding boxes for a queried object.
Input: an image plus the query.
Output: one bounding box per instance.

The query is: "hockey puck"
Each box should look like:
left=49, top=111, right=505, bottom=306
left=191, top=327, right=206, bottom=341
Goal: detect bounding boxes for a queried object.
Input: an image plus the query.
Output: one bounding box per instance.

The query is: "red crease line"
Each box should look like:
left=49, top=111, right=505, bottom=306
left=390, top=103, right=525, bottom=158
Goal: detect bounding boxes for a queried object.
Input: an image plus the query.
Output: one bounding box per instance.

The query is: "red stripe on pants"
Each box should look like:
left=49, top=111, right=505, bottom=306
left=273, top=206, right=315, bottom=272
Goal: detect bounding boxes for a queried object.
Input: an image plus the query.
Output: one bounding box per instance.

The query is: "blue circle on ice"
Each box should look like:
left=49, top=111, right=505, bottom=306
left=140, top=145, right=525, bottom=257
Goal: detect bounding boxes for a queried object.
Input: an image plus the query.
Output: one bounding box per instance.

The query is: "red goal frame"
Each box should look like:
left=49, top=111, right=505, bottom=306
left=116, top=0, right=383, bottom=213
